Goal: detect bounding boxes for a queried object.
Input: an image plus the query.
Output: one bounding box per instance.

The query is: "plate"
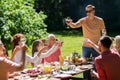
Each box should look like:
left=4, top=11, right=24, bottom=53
left=54, top=74, right=72, bottom=78
left=26, top=69, right=40, bottom=77
left=28, top=73, right=39, bottom=77
left=61, top=70, right=76, bottom=74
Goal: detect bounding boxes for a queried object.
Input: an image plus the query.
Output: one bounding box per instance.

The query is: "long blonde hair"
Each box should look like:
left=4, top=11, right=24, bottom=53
left=114, top=35, right=120, bottom=53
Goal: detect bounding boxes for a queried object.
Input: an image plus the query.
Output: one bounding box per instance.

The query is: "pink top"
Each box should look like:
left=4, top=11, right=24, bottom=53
left=0, top=57, right=21, bottom=80
left=44, top=45, right=61, bottom=63
left=95, top=50, right=120, bottom=80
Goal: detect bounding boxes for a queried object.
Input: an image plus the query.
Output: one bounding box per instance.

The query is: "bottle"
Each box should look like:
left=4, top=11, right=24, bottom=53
left=59, top=55, right=64, bottom=66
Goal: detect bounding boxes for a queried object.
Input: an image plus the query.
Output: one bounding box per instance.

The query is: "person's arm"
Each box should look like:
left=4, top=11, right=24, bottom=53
left=39, top=45, right=58, bottom=58
left=25, top=54, right=39, bottom=63
left=91, top=70, right=99, bottom=78
left=102, top=29, right=106, bottom=36
left=84, top=38, right=101, bottom=54
left=39, top=41, right=61, bottom=58
left=66, top=19, right=82, bottom=28
left=26, top=45, right=57, bottom=64
left=26, top=42, right=61, bottom=64
left=25, top=44, right=58, bottom=63
left=99, top=18, right=106, bottom=36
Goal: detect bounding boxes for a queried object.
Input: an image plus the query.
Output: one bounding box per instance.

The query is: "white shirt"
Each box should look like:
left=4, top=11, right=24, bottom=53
left=13, top=50, right=22, bottom=64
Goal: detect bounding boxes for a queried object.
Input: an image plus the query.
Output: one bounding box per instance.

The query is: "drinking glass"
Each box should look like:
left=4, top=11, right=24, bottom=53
left=44, top=64, right=51, bottom=74
left=20, top=37, right=26, bottom=46
left=65, top=17, right=72, bottom=29
left=65, top=17, right=72, bottom=23
left=59, top=55, right=64, bottom=66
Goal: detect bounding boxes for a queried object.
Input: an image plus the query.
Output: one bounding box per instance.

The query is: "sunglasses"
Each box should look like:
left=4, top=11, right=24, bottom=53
left=86, top=9, right=93, bottom=13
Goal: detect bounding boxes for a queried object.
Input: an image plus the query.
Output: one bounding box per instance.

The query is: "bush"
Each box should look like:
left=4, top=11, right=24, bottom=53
left=0, top=0, right=48, bottom=46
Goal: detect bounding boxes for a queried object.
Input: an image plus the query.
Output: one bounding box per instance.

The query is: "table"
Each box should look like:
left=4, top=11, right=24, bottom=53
left=9, top=63, right=93, bottom=80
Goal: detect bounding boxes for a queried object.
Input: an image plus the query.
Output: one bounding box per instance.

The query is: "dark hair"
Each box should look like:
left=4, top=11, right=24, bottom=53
left=11, top=33, right=25, bottom=53
left=32, top=40, right=42, bottom=57
left=99, top=36, right=112, bottom=49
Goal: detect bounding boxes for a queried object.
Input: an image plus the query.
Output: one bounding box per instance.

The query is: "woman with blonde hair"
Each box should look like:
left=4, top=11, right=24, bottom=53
left=114, top=35, right=120, bottom=53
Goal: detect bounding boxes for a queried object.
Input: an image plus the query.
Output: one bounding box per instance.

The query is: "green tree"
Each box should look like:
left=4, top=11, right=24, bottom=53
left=0, top=0, right=48, bottom=45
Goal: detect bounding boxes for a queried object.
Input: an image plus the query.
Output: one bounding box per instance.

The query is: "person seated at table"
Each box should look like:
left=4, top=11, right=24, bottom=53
left=0, top=40, right=26, bottom=80
left=11, top=33, right=61, bottom=67
left=85, top=36, right=120, bottom=80
left=11, top=33, right=28, bottom=64
left=30, top=39, right=62, bottom=67
left=42, top=34, right=62, bottom=63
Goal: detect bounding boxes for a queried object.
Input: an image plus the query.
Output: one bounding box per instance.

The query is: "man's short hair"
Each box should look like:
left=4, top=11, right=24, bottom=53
left=99, top=36, right=112, bottom=49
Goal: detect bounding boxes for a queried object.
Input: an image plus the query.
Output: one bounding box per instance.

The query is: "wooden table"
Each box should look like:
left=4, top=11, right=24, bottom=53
left=9, top=64, right=93, bottom=80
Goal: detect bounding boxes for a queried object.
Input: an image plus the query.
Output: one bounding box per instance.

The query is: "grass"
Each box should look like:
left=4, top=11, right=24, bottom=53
left=52, top=31, right=83, bottom=58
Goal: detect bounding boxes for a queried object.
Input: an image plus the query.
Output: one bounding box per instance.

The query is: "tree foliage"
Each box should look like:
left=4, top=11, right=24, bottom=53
left=34, top=0, right=66, bottom=31
left=0, top=0, right=48, bottom=45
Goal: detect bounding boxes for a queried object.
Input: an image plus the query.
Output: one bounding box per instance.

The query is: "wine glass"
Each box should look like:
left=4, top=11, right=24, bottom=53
left=20, top=37, right=26, bottom=46
left=65, top=17, right=72, bottom=29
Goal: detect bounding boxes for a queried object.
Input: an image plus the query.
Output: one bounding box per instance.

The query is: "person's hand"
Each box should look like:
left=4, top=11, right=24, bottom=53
left=79, top=57, right=87, bottom=63
left=40, top=46, right=48, bottom=53
left=65, top=17, right=72, bottom=26
left=22, top=45, right=28, bottom=51
left=90, top=70, right=98, bottom=78
left=83, top=38, right=93, bottom=47
left=83, top=38, right=92, bottom=43
left=55, top=41, right=63, bottom=47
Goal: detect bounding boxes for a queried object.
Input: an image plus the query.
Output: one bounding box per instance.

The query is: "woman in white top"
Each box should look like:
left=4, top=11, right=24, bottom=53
left=11, top=33, right=26, bottom=63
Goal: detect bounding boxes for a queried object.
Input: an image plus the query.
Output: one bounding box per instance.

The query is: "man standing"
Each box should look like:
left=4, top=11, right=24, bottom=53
left=66, top=4, right=106, bottom=79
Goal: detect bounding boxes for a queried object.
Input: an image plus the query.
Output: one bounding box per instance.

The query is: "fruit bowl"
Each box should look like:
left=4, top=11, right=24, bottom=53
left=26, top=69, right=40, bottom=77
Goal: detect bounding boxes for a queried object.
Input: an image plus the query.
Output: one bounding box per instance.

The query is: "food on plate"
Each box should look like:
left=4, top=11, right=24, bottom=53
left=61, top=66, right=69, bottom=71
left=26, top=69, right=40, bottom=77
